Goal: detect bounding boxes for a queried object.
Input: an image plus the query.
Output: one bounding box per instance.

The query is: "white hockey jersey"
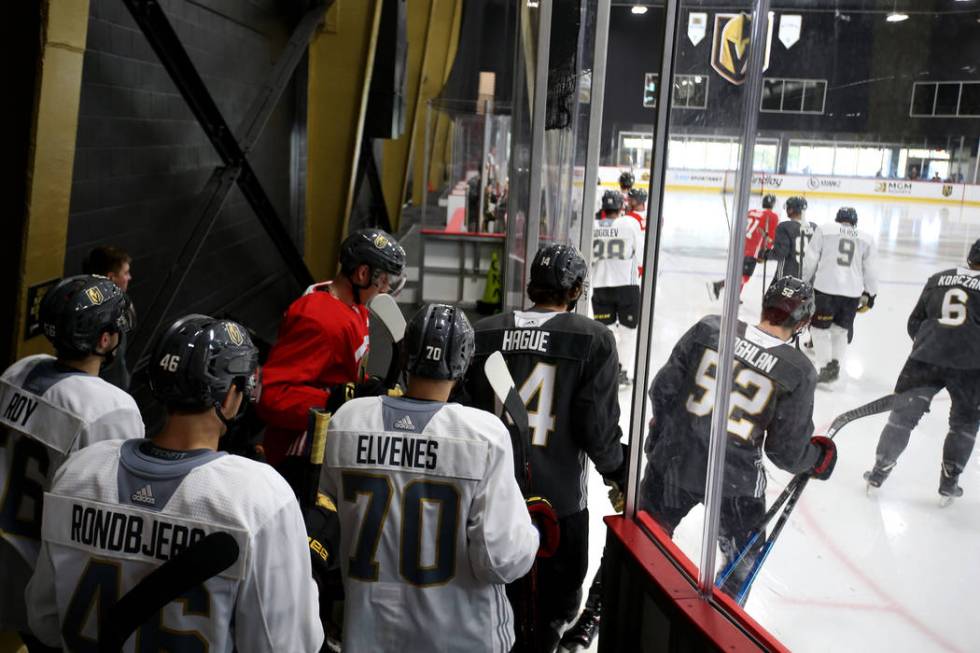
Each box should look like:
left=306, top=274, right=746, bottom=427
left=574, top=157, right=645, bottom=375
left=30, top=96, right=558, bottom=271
left=0, top=354, right=144, bottom=631
left=592, top=215, right=644, bottom=288
left=802, top=223, right=879, bottom=299
left=322, top=395, right=538, bottom=653
left=26, top=438, right=323, bottom=652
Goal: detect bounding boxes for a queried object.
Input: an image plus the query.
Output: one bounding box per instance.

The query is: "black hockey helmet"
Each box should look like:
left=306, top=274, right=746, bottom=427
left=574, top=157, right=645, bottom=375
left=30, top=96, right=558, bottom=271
left=403, top=304, right=474, bottom=381
left=149, top=315, right=260, bottom=419
left=600, top=190, right=623, bottom=213
left=339, top=228, right=407, bottom=296
left=529, top=244, right=588, bottom=298
left=785, top=196, right=808, bottom=215
left=835, top=207, right=858, bottom=226
left=618, top=171, right=635, bottom=189
left=627, top=188, right=648, bottom=205
left=968, top=238, right=980, bottom=267
left=762, top=276, right=815, bottom=333
left=39, top=275, right=134, bottom=358
left=762, top=193, right=777, bottom=209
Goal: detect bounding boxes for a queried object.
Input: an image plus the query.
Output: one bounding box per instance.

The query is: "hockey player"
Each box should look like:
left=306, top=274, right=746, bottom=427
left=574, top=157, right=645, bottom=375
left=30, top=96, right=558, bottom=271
left=618, top=170, right=635, bottom=201
left=802, top=207, right=879, bottom=383
left=592, top=190, right=644, bottom=386
left=769, top=196, right=815, bottom=281
left=258, top=228, right=405, bottom=474
left=465, top=245, right=626, bottom=652
left=322, top=304, right=544, bottom=653
left=864, top=239, right=980, bottom=504
left=641, top=277, right=836, bottom=598
left=625, top=187, right=648, bottom=231
left=709, top=193, right=780, bottom=299
left=0, top=275, right=143, bottom=647
left=25, top=314, right=324, bottom=651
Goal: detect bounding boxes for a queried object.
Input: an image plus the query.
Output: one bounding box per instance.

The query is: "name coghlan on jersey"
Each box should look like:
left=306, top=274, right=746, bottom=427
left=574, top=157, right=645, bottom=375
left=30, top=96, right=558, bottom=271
left=70, top=503, right=206, bottom=561
left=733, top=337, right=779, bottom=374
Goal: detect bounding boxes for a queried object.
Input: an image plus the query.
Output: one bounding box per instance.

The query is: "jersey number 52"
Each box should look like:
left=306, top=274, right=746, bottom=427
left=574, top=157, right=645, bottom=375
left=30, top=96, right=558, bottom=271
left=685, top=350, right=774, bottom=441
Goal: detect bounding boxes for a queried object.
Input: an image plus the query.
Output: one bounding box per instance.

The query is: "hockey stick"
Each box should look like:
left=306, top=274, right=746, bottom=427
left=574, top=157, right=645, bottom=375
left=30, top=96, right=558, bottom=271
left=715, top=392, right=897, bottom=592
left=366, top=294, right=407, bottom=388
left=99, top=532, right=240, bottom=652
left=299, top=407, right=331, bottom=513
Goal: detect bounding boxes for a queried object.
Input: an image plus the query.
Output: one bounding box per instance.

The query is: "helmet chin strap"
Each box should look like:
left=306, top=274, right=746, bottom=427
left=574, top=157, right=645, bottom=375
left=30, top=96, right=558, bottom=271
left=95, top=337, right=122, bottom=367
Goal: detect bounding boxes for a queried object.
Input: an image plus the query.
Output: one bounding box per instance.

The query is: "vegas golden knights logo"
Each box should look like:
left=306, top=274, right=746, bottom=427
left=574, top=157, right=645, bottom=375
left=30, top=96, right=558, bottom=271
left=942, top=184, right=954, bottom=197
left=710, top=13, right=773, bottom=86
left=84, top=287, right=105, bottom=305
left=373, top=234, right=389, bottom=249
left=225, top=323, right=245, bottom=346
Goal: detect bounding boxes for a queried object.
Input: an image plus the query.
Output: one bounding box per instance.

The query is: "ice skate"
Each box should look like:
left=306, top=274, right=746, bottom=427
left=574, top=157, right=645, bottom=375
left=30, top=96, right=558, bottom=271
left=816, top=359, right=840, bottom=384
left=939, top=465, right=963, bottom=507
left=863, top=462, right=894, bottom=495
left=559, top=608, right=600, bottom=651
left=706, top=280, right=723, bottom=300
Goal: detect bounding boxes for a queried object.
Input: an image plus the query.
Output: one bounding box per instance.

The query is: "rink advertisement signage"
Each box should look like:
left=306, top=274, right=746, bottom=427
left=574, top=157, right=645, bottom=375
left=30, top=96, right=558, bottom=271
left=710, top=12, right=773, bottom=85
left=752, top=174, right=783, bottom=188
left=807, top=177, right=842, bottom=190
left=874, top=181, right=913, bottom=195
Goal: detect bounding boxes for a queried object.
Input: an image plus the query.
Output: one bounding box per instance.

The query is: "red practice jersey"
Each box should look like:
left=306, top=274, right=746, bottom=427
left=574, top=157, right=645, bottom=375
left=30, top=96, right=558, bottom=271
left=745, top=208, right=778, bottom=259
left=626, top=210, right=646, bottom=231
left=257, top=283, right=370, bottom=466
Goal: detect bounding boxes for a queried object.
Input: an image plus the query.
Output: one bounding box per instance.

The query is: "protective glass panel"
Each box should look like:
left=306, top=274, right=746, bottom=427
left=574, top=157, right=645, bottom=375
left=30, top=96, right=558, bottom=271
left=935, top=82, right=960, bottom=116
left=911, top=83, right=936, bottom=116
left=961, top=83, right=980, bottom=116
left=761, top=78, right=783, bottom=111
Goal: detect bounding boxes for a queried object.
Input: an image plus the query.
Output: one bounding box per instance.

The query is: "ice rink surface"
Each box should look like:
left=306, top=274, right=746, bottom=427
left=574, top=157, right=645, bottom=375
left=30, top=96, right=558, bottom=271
left=579, top=191, right=980, bottom=653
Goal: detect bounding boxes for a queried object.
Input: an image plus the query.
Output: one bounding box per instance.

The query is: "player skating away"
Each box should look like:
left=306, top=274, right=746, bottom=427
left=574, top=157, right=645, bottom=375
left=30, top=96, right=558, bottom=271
left=708, top=194, right=780, bottom=300
left=258, top=228, right=405, bottom=476
left=465, top=245, right=626, bottom=652
left=323, top=304, right=541, bottom=653
left=0, top=275, right=143, bottom=647
left=641, top=277, right=836, bottom=598
left=625, top=187, right=648, bottom=233
left=865, top=239, right=980, bottom=505
left=26, top=315, right=324, bottom=652
left=769, top=196, right=816, bottom=281
left=592, top=191, right=645, bottom=386
left=618, top=170, right=634, bottom=204
left=802, top=207, right=879, bottom=384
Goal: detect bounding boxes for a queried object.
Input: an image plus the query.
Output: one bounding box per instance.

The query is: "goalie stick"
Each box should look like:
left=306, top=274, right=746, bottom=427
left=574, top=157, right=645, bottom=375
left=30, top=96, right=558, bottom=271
left=99, top=532, right=240, bottom=652
left=715, top=392, right=897, bottom=598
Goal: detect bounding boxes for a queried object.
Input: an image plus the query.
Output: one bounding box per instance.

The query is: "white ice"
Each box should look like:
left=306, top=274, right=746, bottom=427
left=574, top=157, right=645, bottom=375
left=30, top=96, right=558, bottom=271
left=579, top=191, right=980, bottom=653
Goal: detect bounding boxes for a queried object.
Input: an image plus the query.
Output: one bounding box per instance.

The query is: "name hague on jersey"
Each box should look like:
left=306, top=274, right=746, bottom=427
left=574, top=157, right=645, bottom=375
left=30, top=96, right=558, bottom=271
left=41, top=494, right=248, bottom=579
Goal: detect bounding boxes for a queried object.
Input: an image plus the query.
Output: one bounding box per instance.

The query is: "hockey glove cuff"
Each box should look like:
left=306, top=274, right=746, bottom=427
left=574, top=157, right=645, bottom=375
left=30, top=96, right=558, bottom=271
left=305, top=493, right=341, bottom=577
left=526, top=496, right=560, bottom=558
left=809, top=436, right=837, bottom=481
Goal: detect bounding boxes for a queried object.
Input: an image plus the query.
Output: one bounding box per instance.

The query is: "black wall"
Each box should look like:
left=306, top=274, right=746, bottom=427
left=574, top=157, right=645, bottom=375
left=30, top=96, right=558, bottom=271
left=601, top=4, right=980, bottom=162
left=67, top=0, right=307, bottom=353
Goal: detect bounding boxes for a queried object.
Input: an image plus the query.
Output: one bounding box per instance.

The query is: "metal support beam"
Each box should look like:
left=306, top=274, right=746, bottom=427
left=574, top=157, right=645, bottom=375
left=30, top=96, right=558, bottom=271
left=122, top=0, right=321, bottom=291
left=698, top=0, right=771, bottom=598
left=123, top=0, right=328, bottom=367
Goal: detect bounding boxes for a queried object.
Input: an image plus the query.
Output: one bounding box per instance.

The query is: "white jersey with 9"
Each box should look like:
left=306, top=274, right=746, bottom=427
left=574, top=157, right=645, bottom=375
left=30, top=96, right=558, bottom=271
left=26, top=439, right=323, bottom=652
left=592, top=215, right=644, bottom=288
left=0, top=354, right=144, bottom=631
left=802, top=223, right=879, bottom=298
left=322, top=395, right=538, bottom=653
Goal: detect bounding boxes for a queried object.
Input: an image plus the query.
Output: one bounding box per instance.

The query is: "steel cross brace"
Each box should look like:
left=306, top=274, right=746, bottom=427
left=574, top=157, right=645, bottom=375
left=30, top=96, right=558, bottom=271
left=123, top=0, right=329, bottom=368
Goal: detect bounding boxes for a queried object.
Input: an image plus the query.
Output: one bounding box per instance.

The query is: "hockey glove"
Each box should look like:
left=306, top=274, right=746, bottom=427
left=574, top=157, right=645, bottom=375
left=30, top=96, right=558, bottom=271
left=305, top=493, right=341, bottom=578
left=526, top=496, right=560, bottom=558
left=605, top=479, right=625, bottom=513
left=602, top=443, right=630, bottom=513
left=857, top=292, right=875, bottom=313
left=809, top=436, right=838, bottom=481
left=324, top=377, right=388, bottom=414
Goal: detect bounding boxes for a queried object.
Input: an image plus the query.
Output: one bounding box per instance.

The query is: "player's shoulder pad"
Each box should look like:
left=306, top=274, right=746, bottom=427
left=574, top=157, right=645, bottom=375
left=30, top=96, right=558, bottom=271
left=329, top=395, right=383, bottom=426
left=472, top=311, right=512, bottom=334
left=47, top=370, right=141, bottom=424
left=209, top=453, right=299, bottom=510
left=1, top=354, right=54, bottom=383
left=51, top=438, right=126, bottom=489
left=926, top=268, right=959, bottom=287
left=443, top=403, right=512, bottom=447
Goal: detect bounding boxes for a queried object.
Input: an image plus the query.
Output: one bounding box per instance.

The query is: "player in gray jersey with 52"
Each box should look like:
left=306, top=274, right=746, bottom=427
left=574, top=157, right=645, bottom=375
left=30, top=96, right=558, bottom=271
left=865, top=239, right=980, bottom=505
left=322, top=304, right=543, bottom=653
left=0, top=275, right=143, bottom=649
left=641, top=277, right=837, bottom=598
left=26, top=315, right=323, bottom=652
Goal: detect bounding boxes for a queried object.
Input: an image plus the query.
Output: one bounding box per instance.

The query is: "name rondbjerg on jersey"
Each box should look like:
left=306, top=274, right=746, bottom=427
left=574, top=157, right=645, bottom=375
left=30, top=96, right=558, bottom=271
left=70, top=504, right=206, bottom=561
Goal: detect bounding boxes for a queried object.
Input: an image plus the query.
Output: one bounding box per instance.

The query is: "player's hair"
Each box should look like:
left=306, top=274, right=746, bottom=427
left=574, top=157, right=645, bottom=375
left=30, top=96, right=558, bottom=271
left=82, top=245, right=131, bottom=276
left=968, top=238, right=980, bottom=268
left=527, top=280, right=584, bottom=307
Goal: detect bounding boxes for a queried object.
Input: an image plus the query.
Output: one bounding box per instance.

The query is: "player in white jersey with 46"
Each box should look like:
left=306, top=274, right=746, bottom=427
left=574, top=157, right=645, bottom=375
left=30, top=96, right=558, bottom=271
left=592, top=189, right=645, bottom=385
left=322, top=304, right=543, bottom=653
left=0, top=275, right=143, bottom=649
left=26, top=314, right=323, bottom=652
left=802, top=207, right=879, bottom=383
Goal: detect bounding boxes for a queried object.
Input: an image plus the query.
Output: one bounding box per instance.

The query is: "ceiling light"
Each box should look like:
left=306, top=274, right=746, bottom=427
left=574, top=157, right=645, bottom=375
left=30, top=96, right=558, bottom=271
left=631, top=5, right=648, bottom=14
left=886, top=11, right=908, bottom=22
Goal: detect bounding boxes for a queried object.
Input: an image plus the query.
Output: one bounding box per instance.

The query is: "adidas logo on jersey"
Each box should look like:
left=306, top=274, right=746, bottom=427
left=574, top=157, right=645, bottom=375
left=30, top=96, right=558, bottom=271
left=131, top=484, right=156, bottom=506
left=393, top=415, right=415, bottom=430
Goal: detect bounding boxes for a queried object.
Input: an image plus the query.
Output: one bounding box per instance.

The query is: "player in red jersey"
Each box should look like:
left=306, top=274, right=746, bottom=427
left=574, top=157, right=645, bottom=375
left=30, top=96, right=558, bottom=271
left=625, top=187, right=647, bottom=231
left=257, top=229, right=405, bottom=477
left=709, top=193, right=779, bottom=299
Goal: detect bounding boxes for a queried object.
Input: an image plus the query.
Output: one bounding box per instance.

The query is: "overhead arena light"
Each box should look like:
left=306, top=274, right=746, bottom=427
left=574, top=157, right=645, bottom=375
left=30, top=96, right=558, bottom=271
left=885, top=11, right=908, bottom=22
left=631, top=5, right=648, bottom=15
